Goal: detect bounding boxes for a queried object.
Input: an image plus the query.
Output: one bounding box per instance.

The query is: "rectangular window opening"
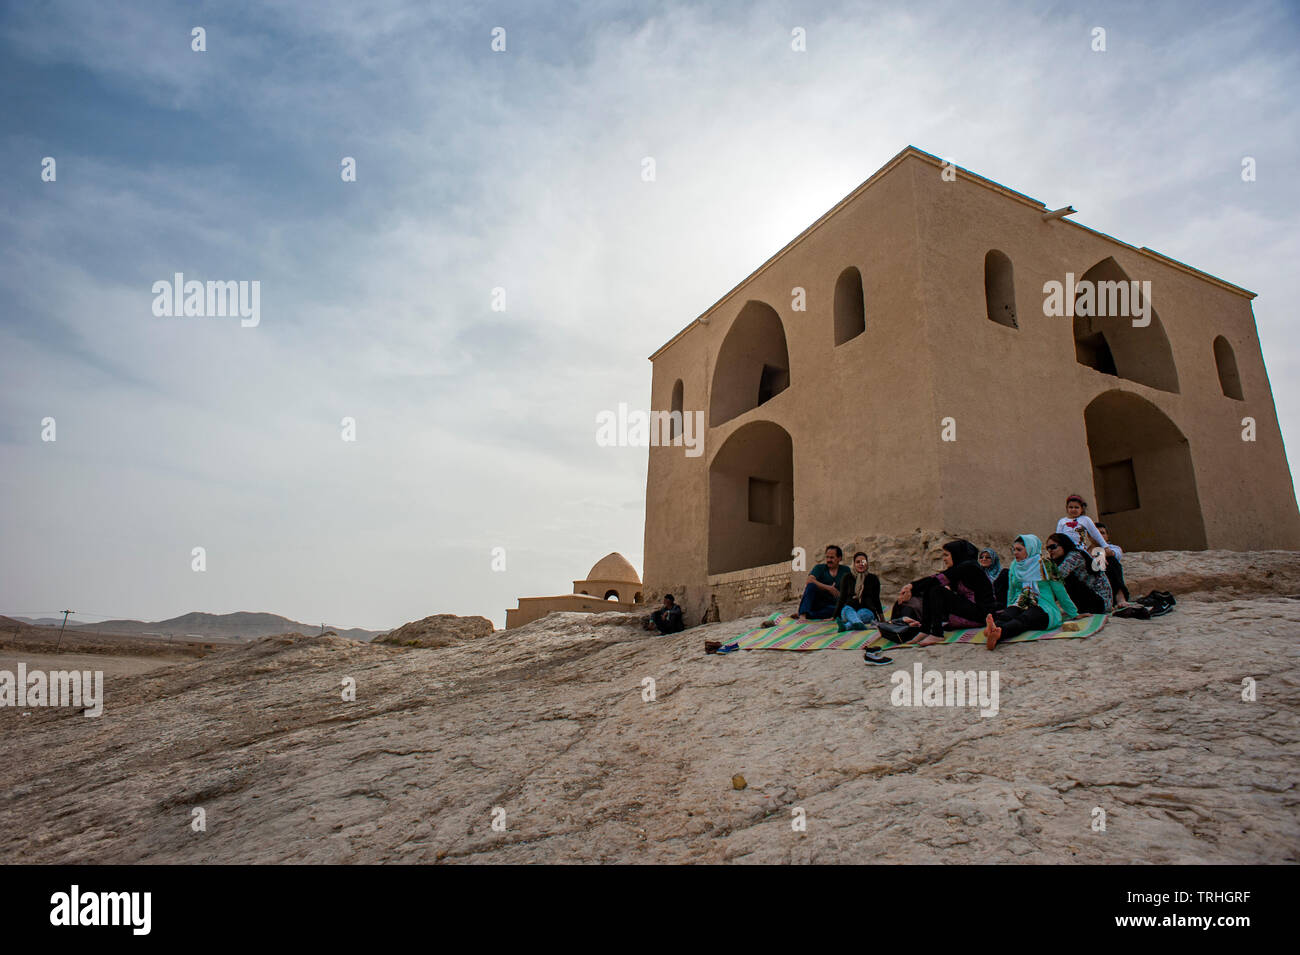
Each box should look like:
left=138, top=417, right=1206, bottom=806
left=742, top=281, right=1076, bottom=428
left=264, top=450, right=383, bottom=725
left=748, top=477, right=780, bottom=525
left=1097, top=458, right=1139, bottom=514
left=1076, top=332, right=1118, bottom=376
left=757, top=364, right=790, bottom=406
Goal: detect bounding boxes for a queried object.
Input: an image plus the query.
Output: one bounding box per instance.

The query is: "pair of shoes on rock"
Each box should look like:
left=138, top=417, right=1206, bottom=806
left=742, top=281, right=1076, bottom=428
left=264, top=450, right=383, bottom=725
left=1134, top=590, right=1176, bottom=616
left=1135, top=590, right=1174, bottom=605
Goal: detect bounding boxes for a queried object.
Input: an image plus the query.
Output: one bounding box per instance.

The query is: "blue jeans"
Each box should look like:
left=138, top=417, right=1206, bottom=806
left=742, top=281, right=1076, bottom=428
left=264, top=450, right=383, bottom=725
left=797, top=582, right=837, bottom=619
left=839, top=605, right=876, bottom=629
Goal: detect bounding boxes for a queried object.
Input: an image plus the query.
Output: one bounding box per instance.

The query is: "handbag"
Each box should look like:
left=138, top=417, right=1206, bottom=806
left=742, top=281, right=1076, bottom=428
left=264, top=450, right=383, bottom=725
left=875, top=619, right=920, bottom=643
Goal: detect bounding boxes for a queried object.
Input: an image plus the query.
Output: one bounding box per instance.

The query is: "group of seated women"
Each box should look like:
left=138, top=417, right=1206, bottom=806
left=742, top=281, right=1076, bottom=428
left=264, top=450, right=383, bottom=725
left=794, top=494, right=1131, bottom=652
left=897, top=494, right=1131, bottom=650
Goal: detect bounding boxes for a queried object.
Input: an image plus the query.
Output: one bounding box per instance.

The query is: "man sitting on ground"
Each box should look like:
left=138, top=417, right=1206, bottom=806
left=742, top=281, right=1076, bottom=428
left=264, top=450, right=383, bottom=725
left=649, top=594, right=685, bottom=635
left=796, top=545, right=852, bottom=621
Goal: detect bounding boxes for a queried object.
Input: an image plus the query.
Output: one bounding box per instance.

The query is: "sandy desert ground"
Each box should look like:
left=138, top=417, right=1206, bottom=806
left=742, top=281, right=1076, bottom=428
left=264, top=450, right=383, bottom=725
left=1, top=551, right=1297, bottom=864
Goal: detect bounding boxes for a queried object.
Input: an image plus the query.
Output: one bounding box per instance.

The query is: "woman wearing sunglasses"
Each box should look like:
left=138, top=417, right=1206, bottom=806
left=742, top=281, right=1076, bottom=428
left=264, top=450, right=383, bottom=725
left=1045, top=533, right=1113, bottom=614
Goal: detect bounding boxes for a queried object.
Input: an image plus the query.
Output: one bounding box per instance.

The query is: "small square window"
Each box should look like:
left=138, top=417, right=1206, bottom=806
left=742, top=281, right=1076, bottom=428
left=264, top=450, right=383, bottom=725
left=1097, top=459, right=1139, bottom=513
left=748, top=477, right=779, bottom=524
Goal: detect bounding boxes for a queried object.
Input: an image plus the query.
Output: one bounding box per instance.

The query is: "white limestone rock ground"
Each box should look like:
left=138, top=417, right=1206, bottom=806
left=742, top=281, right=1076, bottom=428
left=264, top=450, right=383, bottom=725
left=0, top=562, right=1297, bottom=864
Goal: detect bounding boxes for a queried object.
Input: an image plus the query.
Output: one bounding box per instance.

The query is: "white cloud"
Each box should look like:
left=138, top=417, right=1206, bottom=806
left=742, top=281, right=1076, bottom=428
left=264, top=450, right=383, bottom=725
left=3, top=0, right=1298, bottom=628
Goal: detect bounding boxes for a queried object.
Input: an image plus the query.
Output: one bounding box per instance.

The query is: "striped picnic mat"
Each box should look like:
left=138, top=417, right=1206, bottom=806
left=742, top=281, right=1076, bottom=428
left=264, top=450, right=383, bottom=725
left=728, top=612, right=1108, bottom=651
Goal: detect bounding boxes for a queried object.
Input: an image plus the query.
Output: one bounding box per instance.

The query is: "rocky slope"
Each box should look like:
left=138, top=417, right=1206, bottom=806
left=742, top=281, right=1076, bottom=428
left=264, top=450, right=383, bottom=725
left=1, top=555, right=1297, bottom=864
left=373, top=614, right=494, bottom=649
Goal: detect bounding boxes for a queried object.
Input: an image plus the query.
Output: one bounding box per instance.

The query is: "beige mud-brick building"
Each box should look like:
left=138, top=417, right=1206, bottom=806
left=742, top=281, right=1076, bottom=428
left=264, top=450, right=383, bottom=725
left=643, top=146, right=1300, bottom=620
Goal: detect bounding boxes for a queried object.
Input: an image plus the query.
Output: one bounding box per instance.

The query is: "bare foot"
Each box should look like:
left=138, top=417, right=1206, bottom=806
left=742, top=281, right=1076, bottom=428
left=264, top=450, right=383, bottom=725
left=986, top=619, right=1003, bottom=651
left=983, top=614, right=997, bottom=649
left=917, top=633, right=943, bottom=647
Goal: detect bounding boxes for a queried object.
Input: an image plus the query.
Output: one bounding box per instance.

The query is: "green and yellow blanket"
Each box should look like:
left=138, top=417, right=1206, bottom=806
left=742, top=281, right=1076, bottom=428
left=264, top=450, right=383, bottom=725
left=727, top=612, right=1108, bottom=651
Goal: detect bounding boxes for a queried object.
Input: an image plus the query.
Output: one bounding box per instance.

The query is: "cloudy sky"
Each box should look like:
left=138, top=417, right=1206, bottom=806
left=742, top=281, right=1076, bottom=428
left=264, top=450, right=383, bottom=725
left=2, top=0, right=1297, bottom=630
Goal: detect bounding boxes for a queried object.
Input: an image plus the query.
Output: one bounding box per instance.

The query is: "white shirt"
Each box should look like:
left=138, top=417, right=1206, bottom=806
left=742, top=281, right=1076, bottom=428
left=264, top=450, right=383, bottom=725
left=1056, top=515, right=1107, bottom=551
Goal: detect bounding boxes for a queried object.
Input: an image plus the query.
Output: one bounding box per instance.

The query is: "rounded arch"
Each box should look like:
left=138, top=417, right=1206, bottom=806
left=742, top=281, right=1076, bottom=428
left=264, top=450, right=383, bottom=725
left=833, top=266, right=866, bottom=345
left=604, top=590, right=620, bottom=601
left=709, top=301, right=790, bottom=428
left=1072, top=257, right=1180, bottom=393
left=1083, top=390, right=1206, bottom=550
left=708, top=420, right=794, bottom=574
left=1213, top=336, right=1243, bottom=399
left=670, top=379, right=684, bottom=438
left=633, top=591, right=643, bottom=603
left=984, top=250, right=1018, bottom=328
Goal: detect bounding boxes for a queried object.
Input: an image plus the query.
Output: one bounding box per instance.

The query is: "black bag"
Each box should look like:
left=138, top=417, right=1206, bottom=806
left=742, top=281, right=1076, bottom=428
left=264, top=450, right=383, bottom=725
left=875, top=619, right=920, bottom=643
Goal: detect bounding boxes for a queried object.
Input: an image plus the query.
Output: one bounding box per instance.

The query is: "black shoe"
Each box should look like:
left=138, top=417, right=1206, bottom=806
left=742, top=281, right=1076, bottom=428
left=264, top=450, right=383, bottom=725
left=863, top=649, right=893, bottom=666
left=1148, top=600, right=1175, bottom=617
left=1113, top=605, right=1151, bottom=620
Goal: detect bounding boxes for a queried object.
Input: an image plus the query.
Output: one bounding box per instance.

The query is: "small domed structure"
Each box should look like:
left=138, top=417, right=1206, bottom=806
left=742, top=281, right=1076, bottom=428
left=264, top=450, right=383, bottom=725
left=573, top=552, right=642, bottom=603
left=583, top=552, right=641, bottom=588
left=505, top=551, right=643, bottom=629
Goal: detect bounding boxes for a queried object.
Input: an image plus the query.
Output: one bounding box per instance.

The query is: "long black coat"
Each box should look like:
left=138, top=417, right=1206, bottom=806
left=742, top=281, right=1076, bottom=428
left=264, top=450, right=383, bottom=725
left=836, top=571, right=884, bottom=619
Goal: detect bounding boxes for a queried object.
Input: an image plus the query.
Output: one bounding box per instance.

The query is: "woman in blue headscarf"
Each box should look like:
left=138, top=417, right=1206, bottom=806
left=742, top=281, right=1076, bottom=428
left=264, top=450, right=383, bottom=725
left=984, top=534, right=1078, bottom=650
left=978, top=547, right=1009, bottom=609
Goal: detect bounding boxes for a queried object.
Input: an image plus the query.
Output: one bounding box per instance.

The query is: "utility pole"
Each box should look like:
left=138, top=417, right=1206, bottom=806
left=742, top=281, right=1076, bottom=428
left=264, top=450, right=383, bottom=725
left=55, top=610, right=74, bottom=651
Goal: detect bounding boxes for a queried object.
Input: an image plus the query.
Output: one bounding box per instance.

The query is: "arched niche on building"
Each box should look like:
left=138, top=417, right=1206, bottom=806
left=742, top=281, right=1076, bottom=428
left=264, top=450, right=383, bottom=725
left=708, top=420, right=794, bottom=575
left=1072, top=257, right=1179, bottom=393
left=709, top=301, right=791, bottom=427
left=1083, top=390, right=1206, bottom=551
left=670, top=379, right=684, bottom=439
left=834, top=266, right=866, bottom=345
left=1213, top=336, right=1244, bottom=399
left=984, top=250, right=1018, bottom=328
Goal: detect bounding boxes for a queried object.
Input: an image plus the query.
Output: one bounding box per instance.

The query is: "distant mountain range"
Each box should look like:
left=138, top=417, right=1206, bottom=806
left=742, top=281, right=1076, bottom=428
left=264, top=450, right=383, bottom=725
left=4, top=611, right=385, bottom=642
